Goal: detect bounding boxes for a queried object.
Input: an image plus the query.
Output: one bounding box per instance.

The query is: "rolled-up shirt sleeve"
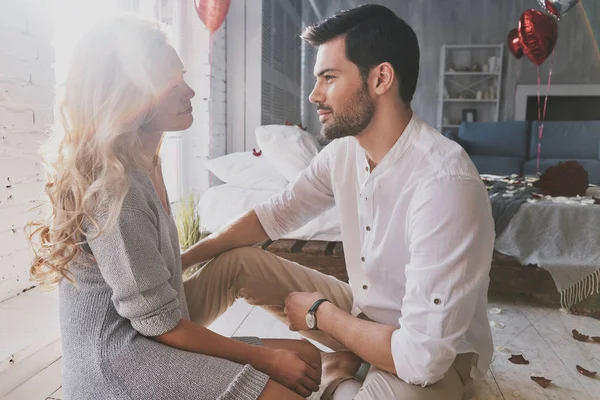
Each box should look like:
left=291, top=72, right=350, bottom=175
left=392, top=175, right=494, bottom=386
left=86, top=207, right=182, bottom=337
left=255, top=142, right=337, bottom=240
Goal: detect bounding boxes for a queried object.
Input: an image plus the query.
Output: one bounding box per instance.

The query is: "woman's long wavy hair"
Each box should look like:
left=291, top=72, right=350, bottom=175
left=27, top=15, right=170, bottom=286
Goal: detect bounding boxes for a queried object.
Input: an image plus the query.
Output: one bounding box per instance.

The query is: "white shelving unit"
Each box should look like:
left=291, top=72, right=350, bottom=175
left=436, top=44, right=504, bottom=132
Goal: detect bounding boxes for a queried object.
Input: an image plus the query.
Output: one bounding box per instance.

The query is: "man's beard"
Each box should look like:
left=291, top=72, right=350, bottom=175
left=320, top=84, right=375, bottom=140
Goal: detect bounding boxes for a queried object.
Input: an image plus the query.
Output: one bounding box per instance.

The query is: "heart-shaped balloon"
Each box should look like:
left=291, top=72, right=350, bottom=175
left=507, top=28, right=524, bottom=59
left=537, top=0, right=579, bottom=19
left=518, top=9, right=558, bottom=65
left=195, top=0, right=231, bottom=33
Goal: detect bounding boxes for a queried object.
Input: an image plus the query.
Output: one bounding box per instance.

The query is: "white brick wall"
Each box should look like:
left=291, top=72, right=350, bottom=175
left=0, top=0, right=54, bottom=302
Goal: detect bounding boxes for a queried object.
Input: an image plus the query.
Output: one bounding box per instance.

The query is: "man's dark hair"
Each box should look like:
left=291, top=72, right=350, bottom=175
left=301, top=4, right=420, bottom=104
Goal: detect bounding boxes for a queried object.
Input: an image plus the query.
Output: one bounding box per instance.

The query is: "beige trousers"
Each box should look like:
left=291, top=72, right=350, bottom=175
left=183, top=247, right=474, bottom=400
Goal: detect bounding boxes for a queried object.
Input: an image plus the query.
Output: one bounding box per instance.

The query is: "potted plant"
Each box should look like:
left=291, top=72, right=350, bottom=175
left=175, top=192, right=207, bottom=278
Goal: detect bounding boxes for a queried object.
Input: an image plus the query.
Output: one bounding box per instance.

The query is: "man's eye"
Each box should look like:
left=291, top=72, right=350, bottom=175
left=325, top=75, right=335, bottom=81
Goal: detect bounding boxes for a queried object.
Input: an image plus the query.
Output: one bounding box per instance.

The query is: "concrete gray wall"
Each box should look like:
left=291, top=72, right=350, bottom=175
left=303, top=0, right=600, bottom=129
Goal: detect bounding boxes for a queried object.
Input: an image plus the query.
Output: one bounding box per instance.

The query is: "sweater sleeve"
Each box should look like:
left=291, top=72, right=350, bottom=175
left=86, top=206, right=182, bottom=337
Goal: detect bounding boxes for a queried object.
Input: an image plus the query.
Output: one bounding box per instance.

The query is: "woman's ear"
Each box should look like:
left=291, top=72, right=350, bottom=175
left=373, top=62, right=395, bottom=96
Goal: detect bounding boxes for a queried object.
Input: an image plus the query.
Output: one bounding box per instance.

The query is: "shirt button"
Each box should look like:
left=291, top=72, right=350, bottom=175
left=366, top=226, right=371, bottom=231
left=365, top=166, right=369, bottom=172
left=434, top=298, right=441, bottom=305
left=361, top=257, right=365, bottom=262
left=362, top=285, right=368, bottom=290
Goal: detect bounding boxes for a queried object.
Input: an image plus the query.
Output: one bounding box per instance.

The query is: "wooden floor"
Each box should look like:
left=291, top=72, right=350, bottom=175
left=3, top=294, right=600, bottom=400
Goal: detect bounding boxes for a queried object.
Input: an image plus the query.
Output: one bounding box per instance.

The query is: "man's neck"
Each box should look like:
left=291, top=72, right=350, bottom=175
left=356, top=105, right=412, bottom=169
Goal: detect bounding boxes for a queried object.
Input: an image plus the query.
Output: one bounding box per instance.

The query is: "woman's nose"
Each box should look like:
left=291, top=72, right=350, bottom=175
left=183, top=82, right=195, bottom=101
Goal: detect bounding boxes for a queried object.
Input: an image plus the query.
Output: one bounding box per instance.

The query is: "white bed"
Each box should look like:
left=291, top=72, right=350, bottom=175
left=199, top=124, right=342, bottom=241
left=198, top=184, right=341, bottom=241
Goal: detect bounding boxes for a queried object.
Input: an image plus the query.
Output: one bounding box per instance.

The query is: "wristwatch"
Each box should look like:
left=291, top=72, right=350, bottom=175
left=305, top=298, right=330, bottom=330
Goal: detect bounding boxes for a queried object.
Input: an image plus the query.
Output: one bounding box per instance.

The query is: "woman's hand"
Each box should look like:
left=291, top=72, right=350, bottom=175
left=255, top=347, right=321, bottom=398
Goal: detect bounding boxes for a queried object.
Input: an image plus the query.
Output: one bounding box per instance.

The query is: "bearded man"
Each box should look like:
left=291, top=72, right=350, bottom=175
left=182, top=4, right=495, bottom=399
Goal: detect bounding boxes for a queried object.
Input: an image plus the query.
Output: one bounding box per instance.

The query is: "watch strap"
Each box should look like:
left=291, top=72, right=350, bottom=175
left=309, top=298, right=330, bottom=314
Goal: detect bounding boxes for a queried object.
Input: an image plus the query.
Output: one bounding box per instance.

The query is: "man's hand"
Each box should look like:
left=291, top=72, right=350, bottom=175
left=256, top=348, right=321, bottom=397
left=284, top=292, right=324, bottom=331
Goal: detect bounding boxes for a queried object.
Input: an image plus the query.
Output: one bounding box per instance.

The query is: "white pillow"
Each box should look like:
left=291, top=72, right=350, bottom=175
left=198, top=184, right=279, bottom=233
left=204, top=151, right=288, bottom=192
left=255, top=125, right=321, bottom=182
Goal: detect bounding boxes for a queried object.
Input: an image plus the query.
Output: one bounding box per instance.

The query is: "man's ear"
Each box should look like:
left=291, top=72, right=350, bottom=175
left=372, top=62, right=395, bottom=96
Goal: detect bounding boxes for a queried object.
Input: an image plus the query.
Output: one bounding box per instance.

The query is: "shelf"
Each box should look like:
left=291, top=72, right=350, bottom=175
left=445, top=72, right=500, bottom=76
left=443, top=99, right=498, bottom=102
left=437, top=43, right=503, bottom=133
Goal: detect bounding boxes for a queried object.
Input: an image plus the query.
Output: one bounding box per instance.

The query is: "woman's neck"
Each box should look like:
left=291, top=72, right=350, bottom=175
left=141, top=131, right=165, bottom=167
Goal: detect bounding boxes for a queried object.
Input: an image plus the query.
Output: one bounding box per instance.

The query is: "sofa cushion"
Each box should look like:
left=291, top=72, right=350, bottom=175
left=528, top=121, right=600, bottom=160
left=523, top=159, right=600, bottom=185
left=458, top=121, right=530, bottom=158
left=469, top=155, right=523, bottom=177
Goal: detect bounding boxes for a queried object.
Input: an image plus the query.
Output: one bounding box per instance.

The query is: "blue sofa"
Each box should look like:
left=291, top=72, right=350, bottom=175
left=445, top=121, right=600, bottom=185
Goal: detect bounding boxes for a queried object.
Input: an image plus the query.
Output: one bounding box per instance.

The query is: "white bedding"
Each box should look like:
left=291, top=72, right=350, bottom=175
left=198, top=184, right=342, bottom=241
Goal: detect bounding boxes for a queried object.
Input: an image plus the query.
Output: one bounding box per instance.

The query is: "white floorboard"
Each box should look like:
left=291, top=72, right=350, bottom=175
left=3, top=297, right=600, bottom=400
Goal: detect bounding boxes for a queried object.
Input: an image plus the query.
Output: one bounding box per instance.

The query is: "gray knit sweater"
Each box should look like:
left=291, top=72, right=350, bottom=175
left=59, top=171, right=269, bottom=399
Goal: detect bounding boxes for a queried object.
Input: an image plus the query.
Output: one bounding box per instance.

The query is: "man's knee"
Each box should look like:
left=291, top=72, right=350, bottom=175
left=213, top=246, right=263, bottom=266
left=201, top=246, right=265, bottom=279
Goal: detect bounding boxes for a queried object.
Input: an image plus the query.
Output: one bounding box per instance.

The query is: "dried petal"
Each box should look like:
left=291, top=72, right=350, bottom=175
left=592, top=337, right=600, bottom=343
left=509, top=354, right=529, bottom=365
left=576, top=365, right=597, bottom=377
left=572, top=329, right=590, bottom=342
left=531, top=376, right=552, bottom=388
left=490, top=321, right=505, bottom=329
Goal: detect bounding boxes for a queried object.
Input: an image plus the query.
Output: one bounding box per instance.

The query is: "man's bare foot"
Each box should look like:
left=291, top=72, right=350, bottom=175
left=320, top=351, right=362, bottom=390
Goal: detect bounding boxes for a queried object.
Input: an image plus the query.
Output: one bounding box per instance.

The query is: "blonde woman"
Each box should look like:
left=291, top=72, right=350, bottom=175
left=27, top=15, right=321, bottom=400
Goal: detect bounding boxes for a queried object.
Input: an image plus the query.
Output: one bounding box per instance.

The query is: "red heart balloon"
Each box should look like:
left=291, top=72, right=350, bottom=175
left=507, top=28, right=524, bottom=59
left=537, top=0, right=579, bottom=19
left=518, top=9, right=558, bottom=65
left=195, top=0, right=231, bottom=33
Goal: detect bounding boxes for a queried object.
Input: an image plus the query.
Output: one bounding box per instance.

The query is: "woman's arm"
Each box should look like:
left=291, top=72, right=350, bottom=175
left=153, top=319, right=321, bottom=396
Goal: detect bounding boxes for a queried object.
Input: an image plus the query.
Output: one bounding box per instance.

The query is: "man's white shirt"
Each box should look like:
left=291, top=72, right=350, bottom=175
left=255, top=115, right=495, bottom=386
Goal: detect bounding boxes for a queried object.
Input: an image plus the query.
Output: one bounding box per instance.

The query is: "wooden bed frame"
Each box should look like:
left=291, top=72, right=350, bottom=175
left=256, top=239, right=600, bottom=311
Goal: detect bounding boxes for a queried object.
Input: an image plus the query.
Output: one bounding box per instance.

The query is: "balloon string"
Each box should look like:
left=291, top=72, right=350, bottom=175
left=208, top=32, right=214, bottom=185
left=536, top=50, right=555, bottom=173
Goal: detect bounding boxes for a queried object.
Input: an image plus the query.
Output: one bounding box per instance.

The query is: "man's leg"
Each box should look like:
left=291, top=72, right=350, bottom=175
left=321, top=353, right=476, bottom=400
left=183, top=246, right=354, bottom=351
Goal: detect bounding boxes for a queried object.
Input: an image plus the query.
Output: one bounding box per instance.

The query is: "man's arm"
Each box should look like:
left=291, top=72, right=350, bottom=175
left=317, top=303, right=397, bottom=373
left=390, top=175, right=494, bottom=385
left=285, top=292, right=397, bottom=373
left=287, top=175, right=494, bottom=385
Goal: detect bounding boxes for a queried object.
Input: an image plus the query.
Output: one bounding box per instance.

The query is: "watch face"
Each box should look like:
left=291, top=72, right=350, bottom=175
left=305, top=313, right=316, bottom=329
